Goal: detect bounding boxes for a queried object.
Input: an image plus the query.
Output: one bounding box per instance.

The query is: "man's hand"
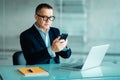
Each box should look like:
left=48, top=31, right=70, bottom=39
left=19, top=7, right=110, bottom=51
left=51, top=37, right=67, bottom=52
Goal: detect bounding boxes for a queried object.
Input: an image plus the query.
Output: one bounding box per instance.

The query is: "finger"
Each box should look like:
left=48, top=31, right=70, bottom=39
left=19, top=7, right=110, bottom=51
left=57, top=36, right=60, bottom=39
left=59, top=39, right=65, bottom=43
left=65, top=39, right=68, bottom=44
left=53, top=37, right=60, bottom=43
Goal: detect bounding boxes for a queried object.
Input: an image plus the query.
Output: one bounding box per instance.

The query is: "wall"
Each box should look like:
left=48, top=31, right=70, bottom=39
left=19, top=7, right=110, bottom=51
left=86, top=0, right=120, bottom=53
left=0, top=0, right=120, bottom=65
left=87, top=0, right=120, bottom=40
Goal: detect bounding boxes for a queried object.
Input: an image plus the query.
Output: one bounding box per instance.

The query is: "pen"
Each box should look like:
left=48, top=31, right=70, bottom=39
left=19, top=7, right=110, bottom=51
left=28, top=69, right=33, bottom=73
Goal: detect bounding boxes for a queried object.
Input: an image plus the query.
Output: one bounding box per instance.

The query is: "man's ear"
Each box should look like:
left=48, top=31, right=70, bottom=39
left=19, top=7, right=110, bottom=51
left=34, top=14, right=38, bottom=20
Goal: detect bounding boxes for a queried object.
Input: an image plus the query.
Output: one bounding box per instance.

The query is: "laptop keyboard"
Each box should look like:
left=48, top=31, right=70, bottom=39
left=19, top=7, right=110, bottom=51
left=72, top=65, right=83, bottom=69
left=58, top=64, right=83, bottom=70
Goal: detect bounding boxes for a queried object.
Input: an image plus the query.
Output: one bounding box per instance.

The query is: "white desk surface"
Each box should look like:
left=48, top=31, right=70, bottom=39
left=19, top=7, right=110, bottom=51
left=0, top=62, right=120, bottom=80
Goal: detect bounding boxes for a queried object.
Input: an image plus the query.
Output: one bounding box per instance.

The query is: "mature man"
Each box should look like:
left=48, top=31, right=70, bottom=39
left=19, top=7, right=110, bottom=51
left=20, top=3, right=72, bottom=65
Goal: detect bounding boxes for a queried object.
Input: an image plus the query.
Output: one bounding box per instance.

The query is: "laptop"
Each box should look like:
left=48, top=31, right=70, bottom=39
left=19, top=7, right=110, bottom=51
left=58, top=44, right=110, bottom=71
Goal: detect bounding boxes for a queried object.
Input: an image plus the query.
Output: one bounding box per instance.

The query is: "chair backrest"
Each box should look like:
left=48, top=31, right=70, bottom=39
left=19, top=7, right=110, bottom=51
left=0, top=74, right=3, bottom=80
left=13, top=51, right=26, bottom=65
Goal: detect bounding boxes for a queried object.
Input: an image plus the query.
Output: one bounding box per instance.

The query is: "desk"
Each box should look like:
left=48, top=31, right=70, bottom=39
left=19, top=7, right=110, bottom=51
left=0, top=62, right=120, bottom=80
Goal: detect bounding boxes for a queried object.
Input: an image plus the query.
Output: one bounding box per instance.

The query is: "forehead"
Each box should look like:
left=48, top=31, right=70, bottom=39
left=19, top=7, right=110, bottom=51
left=38, top=8, right=53, bottom=16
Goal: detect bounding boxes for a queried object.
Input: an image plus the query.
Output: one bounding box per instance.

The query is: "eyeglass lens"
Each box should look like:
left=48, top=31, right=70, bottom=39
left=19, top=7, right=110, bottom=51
left=37, top=14, right=55, bottom=21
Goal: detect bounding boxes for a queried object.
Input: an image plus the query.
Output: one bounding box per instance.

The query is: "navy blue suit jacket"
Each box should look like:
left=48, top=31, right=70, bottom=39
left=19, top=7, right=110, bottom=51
left=20, top=25, right=71, bottom=65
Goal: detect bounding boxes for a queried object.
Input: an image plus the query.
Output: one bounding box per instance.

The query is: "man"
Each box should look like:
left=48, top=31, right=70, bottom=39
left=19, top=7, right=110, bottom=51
left=20, top=3, right=72, bottom=65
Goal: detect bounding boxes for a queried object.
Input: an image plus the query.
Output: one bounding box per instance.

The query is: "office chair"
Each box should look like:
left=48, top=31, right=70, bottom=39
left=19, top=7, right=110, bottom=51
left=12, top=51, right=26, bottom=65
left=0, top=74, right=3, bottom=80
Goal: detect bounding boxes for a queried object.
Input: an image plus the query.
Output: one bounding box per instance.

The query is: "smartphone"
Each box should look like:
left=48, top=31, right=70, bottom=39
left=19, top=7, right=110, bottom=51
left=60, top=33, right=68, bottom=40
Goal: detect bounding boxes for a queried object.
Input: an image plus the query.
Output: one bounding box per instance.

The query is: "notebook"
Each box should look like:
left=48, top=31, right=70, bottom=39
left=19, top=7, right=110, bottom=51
left=58, top=44, right=110, bottom=71
left=18, top=67, right=49, bottom=77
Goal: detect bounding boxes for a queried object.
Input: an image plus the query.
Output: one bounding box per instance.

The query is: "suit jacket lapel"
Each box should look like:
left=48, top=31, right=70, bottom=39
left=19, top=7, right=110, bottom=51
left=31, top=25, right=46, bottom=47
left=49, top=29, right=54, bottom=45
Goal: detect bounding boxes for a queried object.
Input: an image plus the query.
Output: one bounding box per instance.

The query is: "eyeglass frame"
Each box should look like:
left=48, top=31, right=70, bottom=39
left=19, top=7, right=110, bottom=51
left=36, top=14, right=55, bottom=21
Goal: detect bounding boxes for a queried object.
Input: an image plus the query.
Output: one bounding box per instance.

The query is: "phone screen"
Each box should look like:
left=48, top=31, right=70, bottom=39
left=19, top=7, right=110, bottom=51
left=60, top=33, right=68, bottom=40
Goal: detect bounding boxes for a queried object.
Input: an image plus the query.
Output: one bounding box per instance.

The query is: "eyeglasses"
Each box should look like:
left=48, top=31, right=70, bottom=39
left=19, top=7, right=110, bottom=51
left=37, top=14, right=55, bottom=21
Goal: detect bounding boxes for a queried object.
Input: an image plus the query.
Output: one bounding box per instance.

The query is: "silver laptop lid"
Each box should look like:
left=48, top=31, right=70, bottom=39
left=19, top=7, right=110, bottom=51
left=82, top=44, right=110, bottom=70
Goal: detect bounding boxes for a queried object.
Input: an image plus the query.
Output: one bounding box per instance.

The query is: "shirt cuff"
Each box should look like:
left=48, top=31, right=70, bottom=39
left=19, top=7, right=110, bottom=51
left=62, top=47, right=70, bottom=51
left=47, top=47, right=56, bottom=57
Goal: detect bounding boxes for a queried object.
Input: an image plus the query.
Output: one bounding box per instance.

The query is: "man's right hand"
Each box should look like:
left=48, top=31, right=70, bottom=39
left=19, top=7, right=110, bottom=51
left=51, top=37, right=67, bottom=52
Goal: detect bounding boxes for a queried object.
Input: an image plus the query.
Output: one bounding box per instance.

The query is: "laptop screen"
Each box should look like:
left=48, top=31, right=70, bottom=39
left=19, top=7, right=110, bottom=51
left=82, top=44, right=110, bottom=70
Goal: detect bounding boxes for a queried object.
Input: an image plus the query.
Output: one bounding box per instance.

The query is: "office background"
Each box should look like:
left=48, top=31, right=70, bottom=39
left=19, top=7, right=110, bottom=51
left=0, top=0, right=120, bottom=65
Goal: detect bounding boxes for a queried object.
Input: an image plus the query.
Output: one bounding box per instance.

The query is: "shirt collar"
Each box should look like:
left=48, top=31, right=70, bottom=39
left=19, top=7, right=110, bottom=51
left=34, top=23, right=50, bottom=34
